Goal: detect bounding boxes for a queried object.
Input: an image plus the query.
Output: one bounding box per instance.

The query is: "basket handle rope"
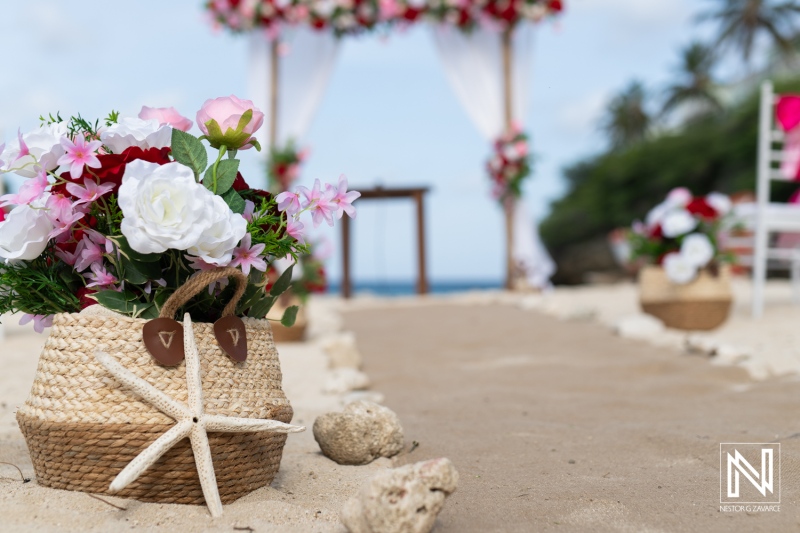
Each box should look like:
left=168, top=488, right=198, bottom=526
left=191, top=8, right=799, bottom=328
left=159, top=267, right=248, bottom=320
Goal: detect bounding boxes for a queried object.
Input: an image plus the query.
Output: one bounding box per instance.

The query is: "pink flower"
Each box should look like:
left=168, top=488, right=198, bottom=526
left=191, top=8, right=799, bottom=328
left=57, top=134, right=102, bottom=180
left=66, top=178, right=115, bottom=205
left=74, top=236, right=105, bottom=272
left=196, top=95, right=264, bottom=150
left=138, top=106, right=193, bottom=132
left=230, top=234, right=267, bottom=276
left=243, top=200, right=256, bottom=222
left=298, top=179, right=336, bottom=228
left=0, top=169, right=49, bottom=207
left=46, top=194, right=85, bottom=240
left=19, top=313, right=53, bottom=334
left=326, top=174, right=360, bottom=220
left=85, top=262, right=117, bottom=288
left=276, top=190, right=302, bottom=215
left=286, top=218, right=305, bottom=243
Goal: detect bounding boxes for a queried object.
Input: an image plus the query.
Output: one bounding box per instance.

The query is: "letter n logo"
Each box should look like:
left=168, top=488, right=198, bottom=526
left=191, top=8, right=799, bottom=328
left=720, top=443, right=780, bottom=504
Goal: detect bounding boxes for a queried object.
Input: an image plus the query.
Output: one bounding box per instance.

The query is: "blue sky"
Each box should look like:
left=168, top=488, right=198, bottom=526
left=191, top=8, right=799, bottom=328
left=1, top=0, right=714, bottom=283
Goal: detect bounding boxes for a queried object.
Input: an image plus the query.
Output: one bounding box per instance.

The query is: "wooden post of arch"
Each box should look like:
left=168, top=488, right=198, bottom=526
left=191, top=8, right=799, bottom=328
left=269, top=39, right=280, bottom=154
left=502, top=27, right=516, bottom=291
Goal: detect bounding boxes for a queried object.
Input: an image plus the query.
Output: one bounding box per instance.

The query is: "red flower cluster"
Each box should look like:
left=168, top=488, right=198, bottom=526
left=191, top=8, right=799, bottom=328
left=685, top=197, right=720, bottom=220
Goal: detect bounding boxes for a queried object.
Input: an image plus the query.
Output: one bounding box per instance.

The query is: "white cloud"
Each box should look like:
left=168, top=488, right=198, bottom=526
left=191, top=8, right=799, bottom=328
left=578, top=0, right=691, bottom=26
left=557, top=90, right=609, bottom=135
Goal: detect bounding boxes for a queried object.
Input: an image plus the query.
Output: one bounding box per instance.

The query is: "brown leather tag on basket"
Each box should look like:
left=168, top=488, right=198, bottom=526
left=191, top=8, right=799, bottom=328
left=214, top=315, right=248, bottom=363
left=143, top=318, right=185, bottom=366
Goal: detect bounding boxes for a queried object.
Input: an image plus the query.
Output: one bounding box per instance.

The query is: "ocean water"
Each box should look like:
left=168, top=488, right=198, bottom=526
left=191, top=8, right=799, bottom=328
left=326, top=280, right=502, bottom=296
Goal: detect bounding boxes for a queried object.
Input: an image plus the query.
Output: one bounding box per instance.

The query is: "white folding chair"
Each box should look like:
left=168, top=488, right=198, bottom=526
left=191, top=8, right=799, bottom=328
left=751, top=80, right=800, bottom=317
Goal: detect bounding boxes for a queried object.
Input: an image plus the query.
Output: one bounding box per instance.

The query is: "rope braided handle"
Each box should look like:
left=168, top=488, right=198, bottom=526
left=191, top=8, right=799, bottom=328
left=159, top=267, right=247, bottom=320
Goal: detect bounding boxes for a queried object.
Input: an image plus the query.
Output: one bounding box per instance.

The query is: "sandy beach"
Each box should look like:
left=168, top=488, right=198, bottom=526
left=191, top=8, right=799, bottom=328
left=2, top=280, right=799, bottom=532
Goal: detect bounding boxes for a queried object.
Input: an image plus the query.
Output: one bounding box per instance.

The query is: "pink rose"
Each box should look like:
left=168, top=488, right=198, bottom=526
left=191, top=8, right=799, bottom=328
left=196, top=95, right=264, bottom=151
left=138, top=106, right=193, bottom=132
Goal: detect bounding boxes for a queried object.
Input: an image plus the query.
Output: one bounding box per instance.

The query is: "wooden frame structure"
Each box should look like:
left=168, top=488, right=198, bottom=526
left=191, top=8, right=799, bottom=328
left=341, top=186, right=430, bottom=298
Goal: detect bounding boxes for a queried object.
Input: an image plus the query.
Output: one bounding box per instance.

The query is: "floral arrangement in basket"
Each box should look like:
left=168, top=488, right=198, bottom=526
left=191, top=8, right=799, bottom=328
left=267, top=139, right=309, bottom=192
left=0, top=95, right=359, bottom=332
left=426, top=0, right=562, bottom=31
left=628, top=187, right=734, bottom=284
left=292, top=238, right=330, bottom=299
left=206, top=0, right=405, bottom=37
left=486, top=125, right=531, bottom=201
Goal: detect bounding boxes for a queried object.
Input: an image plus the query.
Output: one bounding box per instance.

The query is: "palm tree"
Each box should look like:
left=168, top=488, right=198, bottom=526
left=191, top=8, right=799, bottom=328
left=662, top=42, right=723, bottom=119
left=601, top=81, right=652, bottom=150
left=698, top=0, right=800, bottom=63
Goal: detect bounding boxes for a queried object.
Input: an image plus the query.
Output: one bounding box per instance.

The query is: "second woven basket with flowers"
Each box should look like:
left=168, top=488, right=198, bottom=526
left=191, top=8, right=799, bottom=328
left=16, top=268, right=302, bottom=515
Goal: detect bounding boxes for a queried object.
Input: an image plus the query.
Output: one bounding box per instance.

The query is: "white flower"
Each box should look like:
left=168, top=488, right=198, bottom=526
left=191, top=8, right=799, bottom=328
left=0, top=199, right=54, bottom=263
left=186, top=195, right=247, bottom=265
left=100, top=117, right=171, bottom=154
left=663, top=252, right=697, bottom=285
left=645, top=201, right=670, bottom=228
left=680, top=233, right=714, bottom=268
left=118, top=161, right=245, bottom=263
left=706, top=192, right=732, bottom=216
left=661, top=209, right=697, bottom=238
left=1, top=122, right=69, bottom=177
left=665, top=187, right=692, bottom=208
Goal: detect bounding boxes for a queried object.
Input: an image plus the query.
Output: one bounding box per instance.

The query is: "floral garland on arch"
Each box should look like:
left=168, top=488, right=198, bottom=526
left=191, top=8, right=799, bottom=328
left=206, top=0, right=408, bottom=37
left=486, top=126, right=531, bottom=201
left=205, top=0, right=561, bottom=36
left=267, top=140, right=309, bottom=192
left=627, top=188, right=735, bottom=285
left=425, top=0, right=562, bottom=31
left=0, top=95, right=360, bottom=332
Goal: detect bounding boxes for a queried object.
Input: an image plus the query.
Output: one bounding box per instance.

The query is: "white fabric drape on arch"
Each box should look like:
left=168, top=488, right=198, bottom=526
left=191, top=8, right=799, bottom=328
left=248, top=27, right=340, bottom=149
left=432, top=24, right=555, bottom=289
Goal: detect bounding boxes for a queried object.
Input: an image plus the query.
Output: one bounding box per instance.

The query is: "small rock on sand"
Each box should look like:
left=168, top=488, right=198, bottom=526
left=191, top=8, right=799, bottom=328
left=322, top=331, right=364, bottom=369
left=324, top=368, right=371, bottom=394
left=340, top=457, right=459, bottom=533
left=613, top=314, right=665, bottom=339
left=313, top=401, right=404, bottom=465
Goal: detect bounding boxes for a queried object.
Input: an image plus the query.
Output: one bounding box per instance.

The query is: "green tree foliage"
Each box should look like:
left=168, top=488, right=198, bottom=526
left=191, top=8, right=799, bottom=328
left=698, top=0, right=800, bottom=63
left=662, top=41, right=723, bottom=119
left=601, top=81, right=652, bottom=150
left=540, top=77, right=800, bottom=252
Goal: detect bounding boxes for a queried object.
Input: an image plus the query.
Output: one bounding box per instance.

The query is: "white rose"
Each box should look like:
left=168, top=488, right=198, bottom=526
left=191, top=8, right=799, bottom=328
left=0, top=199, right=54, bottom=263
left=1, top=122, right=69, bottom=178
left=665, top=187, right=691, bottom=208
left=186, top=195, right=247, bottom=265
left=100, top=117, right=171, bottom=154
left=680, top=233, right=714, bottom=268
left=663, top=252, right=697, bottom=285
left=706, top=192, right=731, bottom=216
left=645, top=201, right=670, bottom=228
left=119, top=161, right=243, bottom=259
left=661, top=209, right=697, bottom=238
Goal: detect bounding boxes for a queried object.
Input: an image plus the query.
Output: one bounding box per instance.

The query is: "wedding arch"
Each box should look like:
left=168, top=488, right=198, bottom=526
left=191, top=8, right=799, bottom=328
left=205, top=0, right=563, bottom=289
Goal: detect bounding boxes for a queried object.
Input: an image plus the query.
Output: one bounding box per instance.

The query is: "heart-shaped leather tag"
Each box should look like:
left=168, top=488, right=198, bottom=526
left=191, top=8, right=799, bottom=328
left=214, top=315, right=247, bottom=363
left=143, top=318, right=185, bottom=366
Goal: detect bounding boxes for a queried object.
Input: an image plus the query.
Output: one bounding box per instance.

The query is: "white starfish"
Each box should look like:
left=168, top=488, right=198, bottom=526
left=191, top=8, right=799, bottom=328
left=94, top=313, right=305, bottom=517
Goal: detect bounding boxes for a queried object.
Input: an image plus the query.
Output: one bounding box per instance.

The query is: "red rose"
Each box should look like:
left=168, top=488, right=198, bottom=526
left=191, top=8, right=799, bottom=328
left=53, top=146, right=171, bottom=199
left=648, top=224, right=663, bottom=239
left=0, top=208, right=5, bottom=222
left=76, top=287, right=97, bottom=309
left=686, top=197, right=717, bottom=219
left=232, top=172, right=250, bottom=192
left=548, top=0, right=563, bottom=12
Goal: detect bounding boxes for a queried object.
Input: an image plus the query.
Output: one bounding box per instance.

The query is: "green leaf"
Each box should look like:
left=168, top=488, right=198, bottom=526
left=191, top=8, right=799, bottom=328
left=203, top=159, right=239, bottom=195
left=221, top=188, right=246, bottom=214
left=249, top=138, right=262, bottom=152
left=121, top=256, right=148, bottom=285
left=236, top=109, right=253, bottom=133
left=248, top=295, right=276, bottom=319
left=269, top=264, right=294, bottom=296
left=138, top=304, right=160, bottom=320
left=91, top=290, right=140, bottom=312
left=281, top=305, right=299, bottom=327
left=171, top=129, right=208, bottom=178
left=118, top=236, right=160, bottom=262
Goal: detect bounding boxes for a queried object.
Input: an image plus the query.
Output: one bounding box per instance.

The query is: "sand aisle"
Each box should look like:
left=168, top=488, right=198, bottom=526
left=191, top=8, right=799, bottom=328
left=345, top=303, right=800, bottom=533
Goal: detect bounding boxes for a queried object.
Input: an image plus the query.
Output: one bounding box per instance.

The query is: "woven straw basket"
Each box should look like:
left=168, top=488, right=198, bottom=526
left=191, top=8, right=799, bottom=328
left=16, top=268, right=293, bottom=505
left=639, top=264, right=733, bottom=331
